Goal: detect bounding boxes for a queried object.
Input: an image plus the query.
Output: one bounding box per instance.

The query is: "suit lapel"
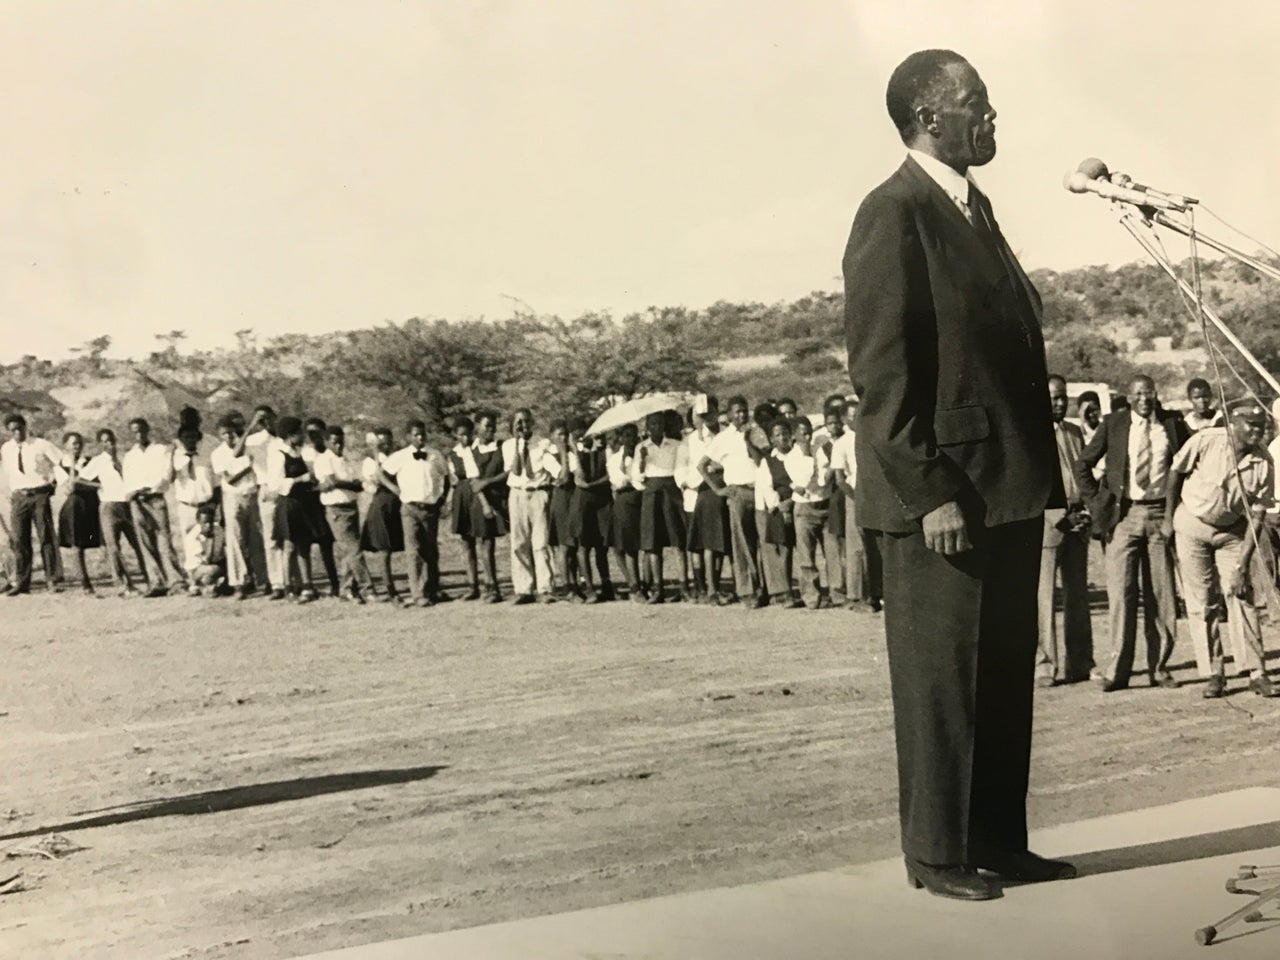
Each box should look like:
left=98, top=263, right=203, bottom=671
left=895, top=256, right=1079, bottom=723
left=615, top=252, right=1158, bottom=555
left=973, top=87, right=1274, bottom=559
left=900, top=158, right=1007, bottom=288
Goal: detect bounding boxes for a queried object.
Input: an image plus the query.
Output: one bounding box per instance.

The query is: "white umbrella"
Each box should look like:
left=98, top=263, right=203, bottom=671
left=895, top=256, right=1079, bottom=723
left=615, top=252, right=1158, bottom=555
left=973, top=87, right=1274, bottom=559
left=584, top=392, right=697, bottom=437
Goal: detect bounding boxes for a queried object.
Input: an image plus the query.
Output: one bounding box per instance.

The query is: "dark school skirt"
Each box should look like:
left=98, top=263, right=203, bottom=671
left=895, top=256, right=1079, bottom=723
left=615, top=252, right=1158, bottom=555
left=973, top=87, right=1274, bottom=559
left=640, top=477, right=687, bottom=552
left=468, top=483, right=508, bottom=540
left=360, top=487, right=404, bottom=552
left=570, top=486, right=612, bottom=550
left=273, top=490, right=331, bottom=548
left=451, top=478, right=476, bottom=539
left=59, top=488, right=102, bottom=549
left=547, top=485, right=577, bottom=549
left=686, top=485, right=731, bottom=555
left=611, top=487, right=642, bottom=555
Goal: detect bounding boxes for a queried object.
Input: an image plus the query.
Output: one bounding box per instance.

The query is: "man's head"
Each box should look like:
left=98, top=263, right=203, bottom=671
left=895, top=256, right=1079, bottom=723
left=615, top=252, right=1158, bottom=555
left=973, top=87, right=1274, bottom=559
left=727, top=396, right=750, bottom=429
left=405, top=419, right=427, bottom=449
left=129, top=417, right=151, bottom=445
left=823, top=396, right=846, bottom=440
left=63, top=431, right=84, bottom=458
left=373, top=427, right=394, bottom=456
left=644, top=412, right=666, bottom=444
left=97, top=428, right=117, bottom=456
left=4, top=413, right=27, bottom=442
left=178, top=427, right=201, bottom=455
left=277, top=416, right=305, bottom=446
left=887, top=50, right=996, bottom=173
left=511, top=408, right=534, bottom=439
left=452, top=415, right=475, bottom=447
left=768, top=417, right=794, bottom=454
left=793, top=416, right=813, bottom=446
left=776, top=398, right=798, bottom=422
left=1048, top=374, right=1069, bottom=423
left=1227, top=400, right=1267, bottom=455
left=253, top=404, right=276, bottom=435
left=1127, top=376, right=1157, bottom=418
left=217, top=414, right=243, bottom=447
left=1186, top=378, right=1214, bottom=416
left=328, top=426, right=345, bottom=457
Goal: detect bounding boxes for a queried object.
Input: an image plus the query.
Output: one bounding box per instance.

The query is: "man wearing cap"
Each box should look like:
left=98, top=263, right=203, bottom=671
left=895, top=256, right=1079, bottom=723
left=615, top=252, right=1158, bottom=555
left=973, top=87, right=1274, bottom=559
left=1167, top=400, right=1279, bottom=698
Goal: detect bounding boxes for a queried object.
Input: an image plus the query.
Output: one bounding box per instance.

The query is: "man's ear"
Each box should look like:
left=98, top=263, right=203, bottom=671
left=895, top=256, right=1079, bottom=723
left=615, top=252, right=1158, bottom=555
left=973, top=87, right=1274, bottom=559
left=914, top=104, right=938, bottom=136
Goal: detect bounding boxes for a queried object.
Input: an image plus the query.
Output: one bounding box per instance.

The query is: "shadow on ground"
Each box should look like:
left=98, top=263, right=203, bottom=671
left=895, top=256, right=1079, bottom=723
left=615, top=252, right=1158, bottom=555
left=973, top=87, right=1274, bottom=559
left=0, top=764, right=445, bottom=841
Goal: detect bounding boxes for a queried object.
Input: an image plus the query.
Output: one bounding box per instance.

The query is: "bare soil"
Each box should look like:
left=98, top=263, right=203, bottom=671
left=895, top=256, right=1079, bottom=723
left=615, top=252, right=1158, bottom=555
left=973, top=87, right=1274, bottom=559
left=1, top=543, right=1277, bottom=959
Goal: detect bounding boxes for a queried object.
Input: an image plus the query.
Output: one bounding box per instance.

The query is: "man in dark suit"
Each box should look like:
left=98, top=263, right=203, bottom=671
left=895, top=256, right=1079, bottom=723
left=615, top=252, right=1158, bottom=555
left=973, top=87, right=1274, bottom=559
left=1037, top=375, right=1093, bottom=686
left=1073, top=374, right=1189, bottom=691
left=844, top=49, right=1073, bottom=902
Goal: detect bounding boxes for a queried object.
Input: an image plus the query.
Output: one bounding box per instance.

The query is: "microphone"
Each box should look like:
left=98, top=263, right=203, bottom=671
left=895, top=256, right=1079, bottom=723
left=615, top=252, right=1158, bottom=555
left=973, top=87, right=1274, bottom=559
left=1109, top=170, right=1199, bottom=206
left=1063, top=167, right=1188, bottom=212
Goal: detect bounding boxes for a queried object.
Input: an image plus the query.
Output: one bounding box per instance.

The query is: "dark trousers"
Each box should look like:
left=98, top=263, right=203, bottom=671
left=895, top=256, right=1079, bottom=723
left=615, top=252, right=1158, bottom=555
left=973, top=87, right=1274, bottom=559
left=130, top=494, right=187, bottom=588
left=878, top=516, right=1042, bottom=865
left=9, top=488, right=59, bottom=590
left=100, top=501, right=145, bottom=587
left=402, top=501, right=441, bottom=599
left=326, top=503, right=373, bottom=593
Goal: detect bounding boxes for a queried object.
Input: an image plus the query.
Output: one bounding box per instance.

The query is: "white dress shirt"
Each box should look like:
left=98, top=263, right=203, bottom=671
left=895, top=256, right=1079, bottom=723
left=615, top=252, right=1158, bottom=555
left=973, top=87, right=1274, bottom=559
left=501, top=436, right=561, bottom=490
left=1126, top=410, right=1170, bottom=500
left=634, top=437, right=683, bottom=482
left=312, top=448, right=361, bottom=506
left=451, top=442, right=481, bottom=480
left=606, top=447, right=641, bottom=491
left=80, top=452, right=129, bottom=503
left=244, top=430, right=281, bottom=485
left=704, top=424, right=756, bottom=486
left=383, top=444, right=450, bottom=504
left=755, top=447, right=818, bottom=511
left=171, top=449, right=215, bottom=506
left=827, top=430, right=858, bottom=489
left=679, top=428, right=714, bottom=511
left=1, top=436, right=61, bottom=490
left=908, top=148, right=979, bottom=225
left=122, top=442, right=174, bottom=496
left=210, top=441, right=257, bottom=494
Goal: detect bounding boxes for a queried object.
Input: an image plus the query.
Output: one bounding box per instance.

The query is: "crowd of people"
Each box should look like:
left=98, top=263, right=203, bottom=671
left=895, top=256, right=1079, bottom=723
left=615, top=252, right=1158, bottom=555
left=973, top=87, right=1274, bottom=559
left=0, top=393, right=885, bottom=612
left=1039, top=374, right=1280, bottom=699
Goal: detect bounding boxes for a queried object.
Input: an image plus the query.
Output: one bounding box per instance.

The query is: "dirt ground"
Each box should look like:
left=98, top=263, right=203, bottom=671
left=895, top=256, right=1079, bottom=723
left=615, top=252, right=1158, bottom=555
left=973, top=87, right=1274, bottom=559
left=1, top=542, right=1279, bottom=959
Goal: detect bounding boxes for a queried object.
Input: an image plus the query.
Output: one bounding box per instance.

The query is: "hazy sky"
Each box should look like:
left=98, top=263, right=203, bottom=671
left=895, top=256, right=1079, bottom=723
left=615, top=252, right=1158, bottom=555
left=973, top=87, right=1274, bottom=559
left=2, top=0, right=1276, bottom=361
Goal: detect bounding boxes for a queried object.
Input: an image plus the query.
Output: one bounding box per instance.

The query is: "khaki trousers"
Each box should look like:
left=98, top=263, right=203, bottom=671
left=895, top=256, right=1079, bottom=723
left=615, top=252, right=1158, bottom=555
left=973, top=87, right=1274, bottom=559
left=509, top=487, right=553, bottom=597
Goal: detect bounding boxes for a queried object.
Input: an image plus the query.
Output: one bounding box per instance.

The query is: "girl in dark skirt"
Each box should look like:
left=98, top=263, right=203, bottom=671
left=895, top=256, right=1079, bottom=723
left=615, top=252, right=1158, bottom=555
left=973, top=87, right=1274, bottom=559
left=607, top=424, right=644, bottom=601
left=684, top=399, right=732, bottom=604
left=270, top=416, right=326, bottom=602
left=468, top=412, right=507, bottom=602
left=360, top=427, right=404, bottom=602
left=636, top=412, right=690, bottom=604
left=758, top=418, right=802, bottom=608
left=448, top=416, right=483, bottom=600
left=56, top=431, right=101, bottom=594
left=546, top=419, right=582, bottom=600
left=570, top=422, right=614, bottom=603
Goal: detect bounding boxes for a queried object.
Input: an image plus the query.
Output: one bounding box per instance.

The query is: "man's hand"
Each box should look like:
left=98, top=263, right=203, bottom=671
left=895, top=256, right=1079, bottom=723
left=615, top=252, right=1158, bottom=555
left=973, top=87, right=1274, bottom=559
left=922, top=500, right=971, bottom=555
left=1160, top=517, right=1174, bottom=540
left=1225, top=564, right=1247, bottom=598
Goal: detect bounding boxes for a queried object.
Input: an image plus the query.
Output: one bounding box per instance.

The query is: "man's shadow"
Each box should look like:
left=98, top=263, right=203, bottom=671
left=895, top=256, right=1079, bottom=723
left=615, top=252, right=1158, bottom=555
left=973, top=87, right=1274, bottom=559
left=1049, top=819, right=1280, bottom=880
left=0, top=764, right=445, bottom=841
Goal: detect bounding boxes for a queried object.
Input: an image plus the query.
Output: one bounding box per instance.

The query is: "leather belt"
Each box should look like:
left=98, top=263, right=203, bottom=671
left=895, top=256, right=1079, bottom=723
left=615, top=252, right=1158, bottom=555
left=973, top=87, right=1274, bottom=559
left=13, top=484, right=54, bottom=496
left=1124, top=498, right=1165, bottom=506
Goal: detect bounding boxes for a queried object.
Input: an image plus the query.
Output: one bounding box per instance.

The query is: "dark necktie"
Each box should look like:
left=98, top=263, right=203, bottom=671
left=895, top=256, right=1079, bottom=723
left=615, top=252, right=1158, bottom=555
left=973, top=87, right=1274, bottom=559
left=968, top=183, right=1038, bottom=346
left=522, top=442, right=534, bottom=478
left=1133, top=418, right=1152, bottom=491
left=413, top=451, right=428, bottom=461
left=17, top=444, right=24, bottom=474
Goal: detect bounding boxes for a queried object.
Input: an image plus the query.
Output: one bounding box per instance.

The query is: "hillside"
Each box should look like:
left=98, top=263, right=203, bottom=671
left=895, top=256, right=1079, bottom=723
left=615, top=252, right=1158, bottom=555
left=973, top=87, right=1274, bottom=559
left=3, top=258, right=1278, bottom=437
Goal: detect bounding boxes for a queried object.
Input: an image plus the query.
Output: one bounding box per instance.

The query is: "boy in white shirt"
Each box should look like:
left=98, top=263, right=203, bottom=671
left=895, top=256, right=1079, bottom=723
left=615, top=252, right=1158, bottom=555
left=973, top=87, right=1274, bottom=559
left=313, top=425, right=374, bottom=603
left=381, top=419, right=452, bottom=606
left=122, top=417, right=187, bottom=597
left=81, top=428, right=148, bottom=596
left=501, top=408, right=560, bottom=603
left=183, top=505, right=226, bottom=596
left=754, top=418, right=806, bottom=609
left=210, top=414, right=260, bottom=598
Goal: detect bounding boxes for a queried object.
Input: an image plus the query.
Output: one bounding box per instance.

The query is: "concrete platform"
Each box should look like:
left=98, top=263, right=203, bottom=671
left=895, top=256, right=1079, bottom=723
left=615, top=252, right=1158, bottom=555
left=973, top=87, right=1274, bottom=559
left=302, top=789, right=1280, bottom=960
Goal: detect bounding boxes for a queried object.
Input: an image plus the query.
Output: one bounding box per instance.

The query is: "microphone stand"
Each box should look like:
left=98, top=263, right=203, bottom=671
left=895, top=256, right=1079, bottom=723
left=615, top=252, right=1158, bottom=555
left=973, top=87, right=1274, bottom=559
left=1107, top=203, right=1280, bottom=395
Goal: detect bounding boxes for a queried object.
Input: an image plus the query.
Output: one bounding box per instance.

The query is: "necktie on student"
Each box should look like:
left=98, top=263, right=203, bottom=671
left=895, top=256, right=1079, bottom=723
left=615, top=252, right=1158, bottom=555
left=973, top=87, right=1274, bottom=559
left=1133, top=418, right=1152, bottom=492
left=521, top=441, right=534, bottom=479
left=17, top=444, right=24, bottom=474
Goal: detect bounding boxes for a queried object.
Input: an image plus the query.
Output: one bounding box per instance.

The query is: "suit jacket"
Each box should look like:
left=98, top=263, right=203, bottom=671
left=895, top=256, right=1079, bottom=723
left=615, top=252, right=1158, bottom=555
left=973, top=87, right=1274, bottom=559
left=843, top=156, right=1059, bottom=533
left=1072, top=408, right=1189, bottom=536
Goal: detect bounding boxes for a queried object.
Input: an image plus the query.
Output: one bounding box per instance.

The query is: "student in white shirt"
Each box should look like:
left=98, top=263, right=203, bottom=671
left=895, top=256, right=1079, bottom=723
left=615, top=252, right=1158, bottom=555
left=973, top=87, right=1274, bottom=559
left=816, top=398, right=850, bottom=605
left=684, top=396, right=732, bottom=605
left=302, top=417, right=341, bottom=597
left=268, top=416, right=329, bottom=602
left=790, top=416, right=833, bottom=609
left=80, top=428, right=147, bottom=596
left=1, top=413, right=62, bottom=595
left=546, top=419, right=583, bottom=601
left=467, top=412, right=509, bottom=603
left=171, top=424, right=216, bottom=593
left=607, top=423, right=645, bottom=601
left=122, top=417, right=187, bottom=597
left=313, top=425, right=374, bottom=603
left=240, top=405, right=287, bottom=598
left=635, top=411, right=690, bottom=604
left=570, top=419, right=615, bottom=603
left=501, top=407, right=559, bottom=603
left=211, top=414, right=261, bottom=598
left=830, top=399, right=882, bottom=612
left=754, top=417, right=806, bottom=608
left=55, top=431, right=102, bottom=595
left=381, top=418, right=452, bottom=606
left=183, top=505, right=227, bottom=596
left=699, top=395, right=764, bottom=607
left=359, top=427, right=405, bottom=603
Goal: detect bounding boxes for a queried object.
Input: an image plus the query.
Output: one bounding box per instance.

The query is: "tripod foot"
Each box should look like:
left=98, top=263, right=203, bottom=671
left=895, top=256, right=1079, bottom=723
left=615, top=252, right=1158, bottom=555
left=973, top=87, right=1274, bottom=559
left=1195, top=926, right=1216, bottom=946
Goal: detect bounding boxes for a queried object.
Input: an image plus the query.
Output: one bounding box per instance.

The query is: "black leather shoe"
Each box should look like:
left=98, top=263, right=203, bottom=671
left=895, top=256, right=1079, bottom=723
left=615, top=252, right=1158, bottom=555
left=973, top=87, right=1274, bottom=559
left=904, top=857, right=997, bottom=901
left=972, top=848, right=1077, bottom=882
left=1152, top=671, right=1179, bottom=689
left=1203, top=675, right=1227, bottom=699
left=1249, top=674, right=1280, bottom=698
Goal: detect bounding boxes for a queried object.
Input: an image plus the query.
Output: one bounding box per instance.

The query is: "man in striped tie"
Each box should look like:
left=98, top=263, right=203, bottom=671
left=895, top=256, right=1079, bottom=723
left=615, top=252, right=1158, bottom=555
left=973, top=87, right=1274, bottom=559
left=1075, top=374, right=1190, bottom=691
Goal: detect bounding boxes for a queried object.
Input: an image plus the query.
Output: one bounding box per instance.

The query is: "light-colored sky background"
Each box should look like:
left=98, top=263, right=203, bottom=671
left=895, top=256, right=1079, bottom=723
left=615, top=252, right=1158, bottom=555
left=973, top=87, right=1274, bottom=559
left=2, top=0, right=1275, bottom=362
